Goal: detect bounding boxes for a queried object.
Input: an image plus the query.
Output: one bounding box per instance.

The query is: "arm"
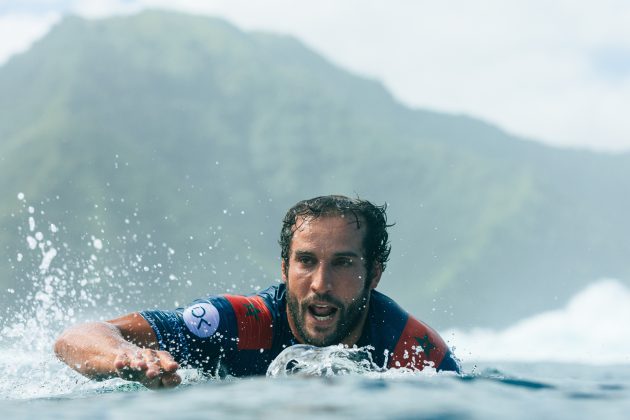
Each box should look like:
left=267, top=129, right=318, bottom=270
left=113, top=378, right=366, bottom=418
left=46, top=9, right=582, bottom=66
left=54, top=312, right=181, bottom=389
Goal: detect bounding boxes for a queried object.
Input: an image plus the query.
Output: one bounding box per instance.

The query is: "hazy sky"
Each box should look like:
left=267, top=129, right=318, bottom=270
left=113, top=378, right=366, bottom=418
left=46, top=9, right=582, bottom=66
left=2, top=0, right=630, bottom=152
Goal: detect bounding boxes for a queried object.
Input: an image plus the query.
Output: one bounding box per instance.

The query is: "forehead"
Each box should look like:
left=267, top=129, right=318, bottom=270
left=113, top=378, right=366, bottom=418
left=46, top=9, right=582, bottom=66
left=291, top=215, right=366, bottom=252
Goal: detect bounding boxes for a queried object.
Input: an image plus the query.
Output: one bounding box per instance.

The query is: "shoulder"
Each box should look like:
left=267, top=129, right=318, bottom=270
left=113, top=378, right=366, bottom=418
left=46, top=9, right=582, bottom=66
left=218, top=284, right=282, bottom=350
left=388, top=314, right=453, bottom=371
left=370, top=292, right=458, bottom=372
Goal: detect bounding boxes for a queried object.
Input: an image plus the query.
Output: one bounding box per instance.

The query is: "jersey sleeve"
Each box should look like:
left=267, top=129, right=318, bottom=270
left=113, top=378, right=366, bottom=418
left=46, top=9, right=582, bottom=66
left=139, top=293, right=276, bottom=375
left=139, top=295, right=234, bottom=372
left=388, top=315, right=460, bottom=373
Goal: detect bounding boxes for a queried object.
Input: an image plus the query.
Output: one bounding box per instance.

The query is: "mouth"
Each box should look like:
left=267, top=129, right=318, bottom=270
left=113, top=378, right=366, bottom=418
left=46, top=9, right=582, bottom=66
left=307, top=303, right=338, bottom=322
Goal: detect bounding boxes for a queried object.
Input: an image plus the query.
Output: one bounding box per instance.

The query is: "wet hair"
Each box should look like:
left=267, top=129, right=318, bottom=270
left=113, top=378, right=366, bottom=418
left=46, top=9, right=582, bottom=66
left=280, top=195, right=392, bottom=278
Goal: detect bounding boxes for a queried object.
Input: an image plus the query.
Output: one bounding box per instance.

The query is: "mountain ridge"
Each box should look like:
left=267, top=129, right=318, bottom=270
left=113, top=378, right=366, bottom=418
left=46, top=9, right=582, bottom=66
left=1, top=10, right=628, bottom=329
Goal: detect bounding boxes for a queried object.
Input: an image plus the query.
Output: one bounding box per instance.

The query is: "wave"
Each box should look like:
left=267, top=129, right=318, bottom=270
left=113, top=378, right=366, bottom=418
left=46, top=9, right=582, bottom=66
left=445, top=279, right=630, bottom=365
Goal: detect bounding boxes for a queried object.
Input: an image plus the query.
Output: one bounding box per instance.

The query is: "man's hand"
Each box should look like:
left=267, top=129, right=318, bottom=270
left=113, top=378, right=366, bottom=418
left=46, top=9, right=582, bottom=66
left=54, top=316, right=182, bottom=390
left=113, top=348, right=181, bottom=389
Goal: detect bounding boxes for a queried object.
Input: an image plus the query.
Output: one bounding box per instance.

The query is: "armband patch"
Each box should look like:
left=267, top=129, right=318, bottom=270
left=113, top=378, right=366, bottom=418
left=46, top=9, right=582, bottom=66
left=183, top=302, right=220, bottom=338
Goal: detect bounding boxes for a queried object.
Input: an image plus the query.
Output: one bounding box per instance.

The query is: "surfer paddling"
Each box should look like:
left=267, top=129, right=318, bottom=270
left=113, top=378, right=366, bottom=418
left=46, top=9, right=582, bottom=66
left=55, top=195, right=460, bottom=388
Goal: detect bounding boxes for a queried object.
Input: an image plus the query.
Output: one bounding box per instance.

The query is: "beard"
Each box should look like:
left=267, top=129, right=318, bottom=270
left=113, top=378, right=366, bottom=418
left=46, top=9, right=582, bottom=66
left=286, top=282, right=371, bottom=347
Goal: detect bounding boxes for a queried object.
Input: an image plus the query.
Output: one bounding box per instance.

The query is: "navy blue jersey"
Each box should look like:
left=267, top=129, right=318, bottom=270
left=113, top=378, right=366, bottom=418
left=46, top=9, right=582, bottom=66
left=140, top=284, right=460, bottom=376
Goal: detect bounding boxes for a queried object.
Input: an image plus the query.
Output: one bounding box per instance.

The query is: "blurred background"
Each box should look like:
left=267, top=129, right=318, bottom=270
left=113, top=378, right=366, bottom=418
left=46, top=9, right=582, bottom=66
left=1, top=1, right=629, bottom=363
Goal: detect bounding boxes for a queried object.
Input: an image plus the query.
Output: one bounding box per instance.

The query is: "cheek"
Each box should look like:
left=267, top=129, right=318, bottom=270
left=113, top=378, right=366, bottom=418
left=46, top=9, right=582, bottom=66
left=339, top=273, right=368, bottom=295
left=287, top=269, right=309, bottom=291
left=349, top=267, right=368, bottom=283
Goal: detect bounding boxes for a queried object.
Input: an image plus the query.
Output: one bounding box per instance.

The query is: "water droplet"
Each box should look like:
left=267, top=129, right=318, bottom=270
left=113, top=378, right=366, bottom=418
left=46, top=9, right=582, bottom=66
left=39, top=247, right=57, bottom=272
left=92, top=238, right=103, bottom=250
left=26, top=236, right=37, bottom=249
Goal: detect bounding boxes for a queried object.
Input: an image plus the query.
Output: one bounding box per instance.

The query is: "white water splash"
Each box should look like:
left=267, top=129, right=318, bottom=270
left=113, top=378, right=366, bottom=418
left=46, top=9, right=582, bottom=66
left=267, top=344, right=382, bottom=377
left=0, top=196, right=196, bottom=400
left=39, top=247, right=57, bottom=272
left=267, top=344, right=443, bottom=380
left=447, top=279, right=630, bottom=365
left=0, top=347, right=95, bottom=400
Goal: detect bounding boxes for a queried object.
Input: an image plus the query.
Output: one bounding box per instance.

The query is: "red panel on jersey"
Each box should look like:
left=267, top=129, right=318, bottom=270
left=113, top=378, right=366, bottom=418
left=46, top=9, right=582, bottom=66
left=388, top=316, right=448, bottom=371
left=225, top=295, right=274, bottom=350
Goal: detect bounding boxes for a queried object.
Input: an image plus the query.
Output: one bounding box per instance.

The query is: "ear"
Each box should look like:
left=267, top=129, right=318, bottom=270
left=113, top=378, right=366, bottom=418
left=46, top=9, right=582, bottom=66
left=368, top=263, right=382, bottom=290
left=281, top=260, right=288, bottom=283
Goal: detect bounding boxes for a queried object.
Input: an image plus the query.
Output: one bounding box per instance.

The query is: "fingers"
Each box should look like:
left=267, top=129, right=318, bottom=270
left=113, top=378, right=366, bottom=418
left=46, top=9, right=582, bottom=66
left=156, top=351, right=179, bottom=372
left=114, top=352, right=139, bottom=377
left=113, top=352, right=129, bottom=370
left=114, top=348, right=180, bottom=389
left=141, top=349, right=178, bottom=378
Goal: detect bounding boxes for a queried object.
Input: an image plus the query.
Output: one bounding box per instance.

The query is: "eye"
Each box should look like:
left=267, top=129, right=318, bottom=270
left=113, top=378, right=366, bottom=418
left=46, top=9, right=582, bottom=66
left=296, top=255, right=315, bottom=265
left=334, top=257, right=353, bottom=267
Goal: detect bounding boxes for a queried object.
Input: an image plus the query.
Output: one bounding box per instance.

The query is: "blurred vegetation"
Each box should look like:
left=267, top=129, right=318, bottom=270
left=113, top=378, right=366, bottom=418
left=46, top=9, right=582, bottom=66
left=1, top=10, right=629, bottom=328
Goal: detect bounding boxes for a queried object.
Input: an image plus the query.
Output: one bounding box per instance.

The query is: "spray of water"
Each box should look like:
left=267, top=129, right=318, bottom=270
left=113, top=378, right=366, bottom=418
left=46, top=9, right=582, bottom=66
left=266, top=344, right=445, bottom=380
left=266, top=344, right=383, bottom=377
left=0, top=194, right=201, bottom=399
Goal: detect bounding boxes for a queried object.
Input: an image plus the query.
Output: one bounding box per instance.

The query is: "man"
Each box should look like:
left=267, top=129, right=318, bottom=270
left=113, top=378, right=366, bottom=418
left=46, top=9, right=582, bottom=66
left=55, top=195, right=460, bottom=389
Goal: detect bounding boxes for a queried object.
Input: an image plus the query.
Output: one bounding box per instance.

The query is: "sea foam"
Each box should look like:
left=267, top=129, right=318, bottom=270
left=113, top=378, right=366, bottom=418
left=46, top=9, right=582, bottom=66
left=446, top=279, right=630, bottom=365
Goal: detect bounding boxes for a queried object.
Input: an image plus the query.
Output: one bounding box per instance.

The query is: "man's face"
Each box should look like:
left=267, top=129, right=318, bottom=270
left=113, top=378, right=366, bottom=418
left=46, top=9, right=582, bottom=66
left=282, top=215, right=381, bottom=347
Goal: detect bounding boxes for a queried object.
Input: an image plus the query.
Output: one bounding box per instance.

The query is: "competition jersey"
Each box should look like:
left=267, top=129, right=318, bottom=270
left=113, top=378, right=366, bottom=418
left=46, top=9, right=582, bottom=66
left=140, top=284, right=460, bottom=376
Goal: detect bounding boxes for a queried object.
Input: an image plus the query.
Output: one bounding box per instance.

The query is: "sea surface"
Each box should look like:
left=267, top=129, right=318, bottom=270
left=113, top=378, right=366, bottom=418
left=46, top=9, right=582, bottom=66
left=1, top=279, right=629, bottom=420
left=1, top=352, right=629, bottom=419
left=1, top=200, right=628, bottom=419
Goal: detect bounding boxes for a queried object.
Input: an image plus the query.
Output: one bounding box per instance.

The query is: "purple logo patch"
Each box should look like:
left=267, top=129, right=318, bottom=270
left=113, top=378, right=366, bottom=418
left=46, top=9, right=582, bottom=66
left=183, top=302, right=220, bottom=338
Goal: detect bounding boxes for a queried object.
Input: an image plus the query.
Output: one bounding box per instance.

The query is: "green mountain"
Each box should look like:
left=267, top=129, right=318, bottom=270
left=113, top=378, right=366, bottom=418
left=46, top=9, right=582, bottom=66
left=1, top=10, right=629, bottom=329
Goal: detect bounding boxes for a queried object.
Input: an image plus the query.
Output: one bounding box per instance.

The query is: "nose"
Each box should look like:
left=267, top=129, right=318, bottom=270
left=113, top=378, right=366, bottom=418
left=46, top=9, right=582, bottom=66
left=310, top=262, right=333, bottom=294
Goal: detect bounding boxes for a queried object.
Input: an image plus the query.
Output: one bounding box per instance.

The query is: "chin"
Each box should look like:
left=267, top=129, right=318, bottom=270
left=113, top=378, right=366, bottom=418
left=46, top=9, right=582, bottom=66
left=303, top=326, right=343, bottom=347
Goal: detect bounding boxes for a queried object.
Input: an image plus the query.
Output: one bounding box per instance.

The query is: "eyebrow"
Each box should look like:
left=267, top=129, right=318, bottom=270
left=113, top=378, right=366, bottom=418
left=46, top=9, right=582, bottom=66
left=332, top=252, right=361, bottom=258
left=293, top=250, right=361, bottom=258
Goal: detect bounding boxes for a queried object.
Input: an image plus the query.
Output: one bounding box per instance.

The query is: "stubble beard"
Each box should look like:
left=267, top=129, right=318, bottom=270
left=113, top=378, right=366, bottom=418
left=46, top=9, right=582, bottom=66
left=286, top=282, right=371, bottom=347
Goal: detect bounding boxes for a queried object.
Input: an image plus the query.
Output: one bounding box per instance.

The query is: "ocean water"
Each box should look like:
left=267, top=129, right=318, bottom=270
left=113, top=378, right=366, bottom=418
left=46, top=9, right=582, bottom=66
left=1, top=353, right=629, bottom=419
left=1, top=279, right=629, bottom=419
left=1, top=197, right=629, bottom=418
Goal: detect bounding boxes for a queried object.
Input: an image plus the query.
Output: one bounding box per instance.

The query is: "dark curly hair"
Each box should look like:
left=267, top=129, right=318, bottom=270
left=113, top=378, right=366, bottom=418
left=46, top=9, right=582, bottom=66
left=280, top=195, right=392, bottom=280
